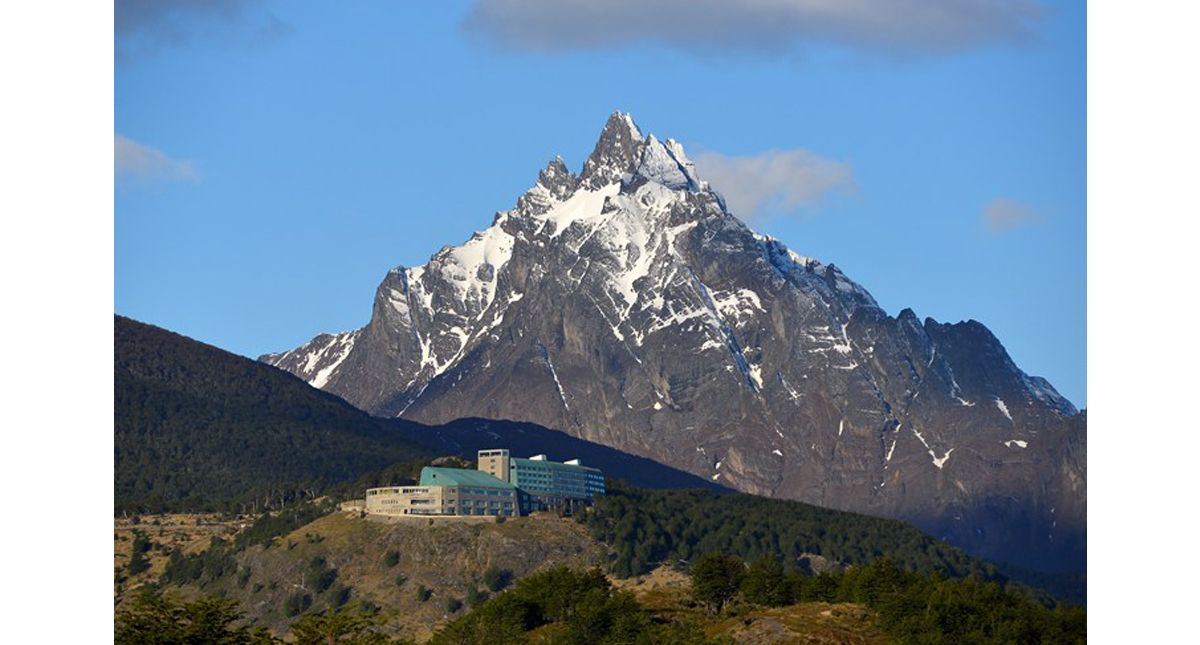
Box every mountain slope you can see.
[115,316,721,512]
[116,315,433,511]
[262,113,1085,572]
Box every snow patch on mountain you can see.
[995,398,1013,421]
[539,341,570,411]
[639,134,698,191]
[536,183,621,240]
[310,331,358,388]
[931,448,955,469]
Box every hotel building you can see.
[365,449,605,517]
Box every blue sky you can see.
[115,1,1085,407]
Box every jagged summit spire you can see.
[599,111,643,142]
[576,111,705,193]
[538,155,577,200]
[581,111,646,189]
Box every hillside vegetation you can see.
[150,509,607,641]
[120,498,1086,642]
[430,556,1084,644]
[116,316,722,514]
[582,483,1083,606]
[116,316,432,512]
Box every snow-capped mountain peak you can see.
[262,112,1084,572]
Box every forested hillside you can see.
[115,316,432,512]
[116,316,722,513]
[581,483,1084,606]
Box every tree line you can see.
[116,592,413,645]
[689,553,1086,643]
[580,481,993,580]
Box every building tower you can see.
[477,449,511,483]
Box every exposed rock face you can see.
[263,113,1085,572]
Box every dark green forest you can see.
[115,316,722,514]
[705,554,1085,644]
[580,483,1084,606]
[115,316,432,513]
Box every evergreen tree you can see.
[115,591,275,645]
[741,556,790,606]
[290,607,401,645]
[690,553,745,615]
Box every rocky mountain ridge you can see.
[263,113,1085,572]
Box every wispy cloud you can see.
[115,0,289,61]
[982,197,1040,234]
[463,0,1043,57]
[115,135,197,183]
[692,149,854,222]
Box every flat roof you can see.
[511,457,601,473]
[419,466,516,489]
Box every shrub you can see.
[329,584,352,608]
[428,567,677,645]
[127,549,150,576]
[416,585,432,602]
[466,588,489,607]
[383,550,401,568]
[445,598,463,614]
[284,592,312,617]
[482,566,513,592]
[131,531,152,554]
[305,557,337,594]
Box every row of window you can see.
[454,487,513,497]
[367,487,434,496]
[405,507,515,516]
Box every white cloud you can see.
[983,197,1040,234]
[692,149,854,222]
[464,0,1043,57]
[115,135,197,183]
